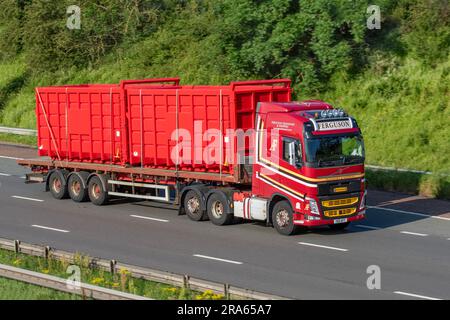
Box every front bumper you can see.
[293,210,366,226]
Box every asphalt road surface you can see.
[0,145,449,300]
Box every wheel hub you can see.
[91,183,101,199]
[71,181,81,196]
[276,209,290,228]
[187,197,200,213]
[53,178,61,193]
[211,201,224,219]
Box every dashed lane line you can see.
[193,254,243,265]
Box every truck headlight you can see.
[309,199,320,216]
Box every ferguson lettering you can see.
[317,120,352,131]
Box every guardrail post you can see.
[14,240,20,254]
[44,246,51,259]
[110,260,117,274]
[224,283,230,300]
[183,275,190,290]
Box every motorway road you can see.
[0,146,449,300]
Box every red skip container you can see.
[36,78,291,175]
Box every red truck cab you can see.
[233,100,366,235]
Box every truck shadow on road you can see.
[113,195,449,237]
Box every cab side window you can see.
[282,137,302,168]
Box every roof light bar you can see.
[319,109,347,119]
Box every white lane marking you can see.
[394,291,442,300]
[355,225,381,230]
[0,155,23,160]
[298,242,348,252]
[0,173,12,176]
[11,195,44,202]
[31,225,70,233]
[130,215,169,223]
[368,205,450,221]
[193,254,243,265]
[400,231,428,237]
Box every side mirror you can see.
[288,141,296,167]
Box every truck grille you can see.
[323,208,357,218]
[322,197,358,208]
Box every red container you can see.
[36,78,291,175]
[36,84,125,164]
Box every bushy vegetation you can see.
[0,0,449,175]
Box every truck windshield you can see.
[305,135,365,167]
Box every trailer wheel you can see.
[328,222,350,231]
[49,170,68,200]
[207,193,233,226]
[184,190,207,221]
[88,176,108,206]
[272,201,299,236]
[68,174,88,203]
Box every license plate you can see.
[334,218,348,224]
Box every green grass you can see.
[1,55,449,173]
[0,249,224,300]
[0,277,81,300]
[366,168,450,200]
[321,57,450,174]
[0,133,36,146]
[0,59,26,89]
[0,1,448,199]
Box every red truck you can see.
[18,77,366,235]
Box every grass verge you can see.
[0,133,36,146]
[0,277,81,300]
[0,249,224,300]
[366,168,450,200]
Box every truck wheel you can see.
[184,190,207,221]
[272,201,299,236]
[68,174,88,203]
[88,176,108,206]
[49,170,68,200]
[328,222,350,231]
[207,193,233,226]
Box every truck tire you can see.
[48,170,69,200]
[328,222,350,231]
[184,190,208,221]
[68,174,88,203]
[207,192,233,226]
[88,176,108,206]
[272,200,299,236]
